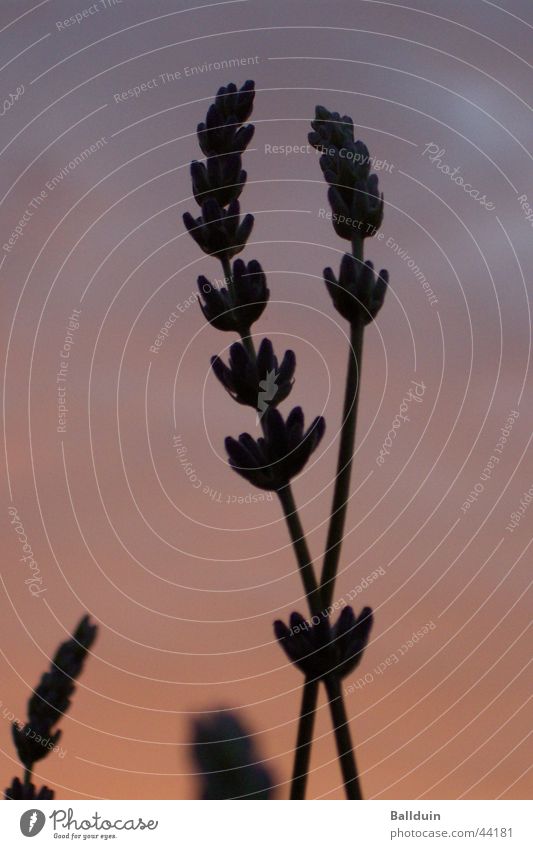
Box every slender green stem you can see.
[221,255,233,289]
[240,329,255,361]
[220,253,240,319]
[210,148,362,801]
[219,247,364,800]
[351,233,364,263]
[229,313,323,799]
[219,253,256,362]
[290,678,319,799]
[324,674,363,800]
[276,484,322,799]
[289,240,367,800]
[321,318,364,608]
[277,485,322,620]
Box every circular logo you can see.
[20,809,46,837]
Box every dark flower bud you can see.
[320,139,371,187]
[4,777,54,800]
[308,105,355,151]
[198,258,269,332]
[232,258,269,325]
[198,277,234,332]
[274,606,373,679]
[327,176,384,240]
[310,105,384,240]
[225,406,325,491]
[197,104,255,158]
[324,254,388,325]
[190,154,246,207]
[184,199,254,260]
[211,338,295,412]
[215,80,255,125]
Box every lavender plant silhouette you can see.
[185,82,388,799]
[4,615,97,800]
[3,82,388,803]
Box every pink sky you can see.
[0,0,531,799]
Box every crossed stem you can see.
[278,479,362,801]
[288,235,367,800]
[218,250,364,800]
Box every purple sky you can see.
[0,0,531,799]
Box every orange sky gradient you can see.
[0,0,531,800]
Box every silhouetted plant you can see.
[192,710,274,799]
[4,615,97,800]
[185,84,388,799]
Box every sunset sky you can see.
[0,0,531,800]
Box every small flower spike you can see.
[189,82,255,220]
[190,154,246,208]
[197,81,256,157]
[211,338,295,412]
[327,175,384,240]
[215,80,256,125]
[274,606,373,679]
[309,106,355,151]
[225,406,325,491]
[12,615,97,771]
[324,254,388,325]
[309,106,384,241]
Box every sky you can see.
[0,0,531,800]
